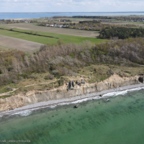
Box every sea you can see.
[0,12,144,19]
[0,88,144,144]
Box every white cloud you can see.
[0,0,144,12]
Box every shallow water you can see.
[0,90,144,144]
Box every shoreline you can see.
[0,83,143,117]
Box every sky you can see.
[0,0,144,12]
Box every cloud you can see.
[0,0,144,12]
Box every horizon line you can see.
[0,11,144,13]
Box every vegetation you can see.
[0,27,105,45]
[99,27,144,39]
[0,16,144,97]
[0,38,144,91]
[37,20,108,31]
[72,16,144,22]
[34,16,144,32]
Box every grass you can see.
[0,64,143,99]
[79,64,144,83]
[1,23,100,37]
[0,27,106,45]
[0,72,58,96]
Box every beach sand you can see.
[0,83,143,117]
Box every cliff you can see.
[0,74,140,111]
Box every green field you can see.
[0,27,105,45]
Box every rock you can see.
[73,105,78,108]
[99,94,102,97]
[138,77,143,83]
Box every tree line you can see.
[98,27,144,39]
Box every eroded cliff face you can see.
[0,74,139,111]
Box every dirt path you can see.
[0,35,43,52]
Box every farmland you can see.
[0,35,43,52]
[0,25,105,47]
[0,23,99,38]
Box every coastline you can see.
[1,12,144,20]
[0,83,143,118]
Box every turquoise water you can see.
[0,90,144,144]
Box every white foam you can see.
[50,105,57,109]
[115,90,128,96]
[2,85,143,117]
[71,98,89,104]
[103,86,144,98]
[93,97,100,100]
[54,86,144,105]
[127,87,143,92]
[103,92,116,97]
[59,102,70,106]
[14,110,32,116]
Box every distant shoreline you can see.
[0,83,143,118]
[0,12,144,19]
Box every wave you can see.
[50,105,57,109]
[103,87,144,97]
[71,98,89,104]
[36,86,144,107]
[14,110,32,116]
[71,86,144,104]
[2,85,144,118]
[103,90,128,97]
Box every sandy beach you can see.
[0,83,143,118]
